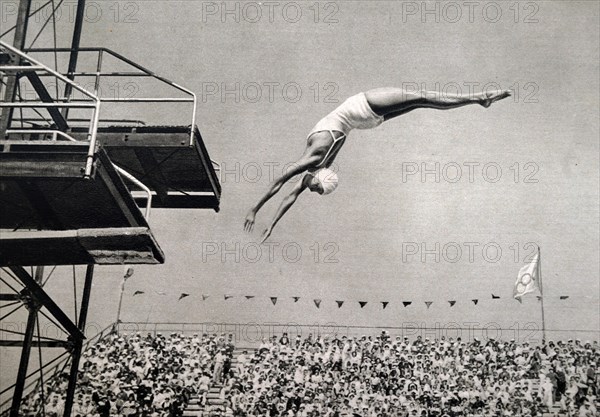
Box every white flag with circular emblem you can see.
[514,251,540,300]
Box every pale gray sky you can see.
[1,2,598,385]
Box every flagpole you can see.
[538,246,546,342]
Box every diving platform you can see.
[73,125,221,211]
[0,141,165,266]
[5,126,222,211]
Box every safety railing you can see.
[23,46,198,146]
[1,43,172,219]
[0,40,100,178]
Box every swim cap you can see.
[311,168,338,195]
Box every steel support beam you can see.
[62,264,93,417]
[61,0,86,120]
[0,294,20,301]
[8,266,84,340]
[0,0,32,137]
[23,71,69,131]
[0,340,69,348]
[9,266,42,417]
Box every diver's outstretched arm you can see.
[244,155,319,233]
[260,178,309,243]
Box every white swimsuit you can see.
[307,92,384,168]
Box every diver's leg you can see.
[365,87,510,121]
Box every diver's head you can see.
[307,168,338,195]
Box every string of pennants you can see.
[132,291,574,308]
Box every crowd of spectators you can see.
[13,331,599,417]
[18,331,234,417]
[211,333,599,417]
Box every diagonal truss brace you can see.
[7,266,85,341]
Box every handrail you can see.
[113,165,152,219]
[2,43,99,101]
[0,41,100,178]
[6,129,77,141]
[26,47,198,146]
[13,118,147,126]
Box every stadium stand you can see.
[13,331,598,416]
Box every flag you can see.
[224,295,233,300]
[359,301,367,308]
[313,299,321,308]
[270,297,277,305]
[133,290,144,296]
[514,250,540,300]
[472,299,479,305]
[402,301,412,307]
[491,294,500,299]
[245,295,255,300]
[178,293,189,301]
[336,300,344,308]
[559,296,569,300]
[448,301,456,307]
[292,297,300,302]
[425,301,433,309]
[201,294,209,301]
[381,302,389,309]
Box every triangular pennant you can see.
[402,301,412,307]
[516,297,522,304]
[178,293,189,301]
[270,297,278,305]
[425,301,433,309]
[133,290,144,296]
[292,297,300,302]
[381,301,389,309]
[472,299,479,305]
[245,295,255,300]
[559,296,569,300]
[201,294,209,301]
[448,300,456,307]
[313,299,321,308]
[536,296,542,301]
[224,295,233,300]
[491,294,500,299]
[336,300,344,308]
[359,301,367,308]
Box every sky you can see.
[1,0,599,396]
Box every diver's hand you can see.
[260,227,273,244]
[244,211,256,233]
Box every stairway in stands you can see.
[183,346,255,417]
